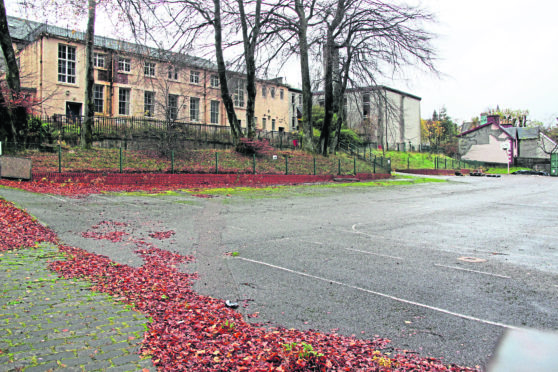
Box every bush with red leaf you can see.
[235,138,273,157]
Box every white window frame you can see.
[270,87,276,99]
[93,53,105,68]
[210,100,220,124]
[58,44,76,84]
[168,66,179,80]
[93,85,104,113]
[190,97,200,122]
[210,74,220,88]
[234,80,245,107]
[362,93,370,117]
[118,88,131,116]
[262,86,267,98]
[118,57,131,73]
[144,61,156,77]
[144,91,155,117]
[168,94,178,120]
[190,70,200,84]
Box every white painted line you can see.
[46,194,69,203]
[345,247,403,260]
[350,224,388,240]
[238,257,520,330]
[46,194,93,211]
[434,264,511,279]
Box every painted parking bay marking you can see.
[237,256,520,330]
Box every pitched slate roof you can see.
[503,127,540,140]
[7,16,216,70]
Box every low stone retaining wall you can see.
[32,172,391,188]
[395,169,471,176]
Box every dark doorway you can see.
[65,102,82,120]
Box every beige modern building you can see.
[6,16,291,132]
[315,86,422,150]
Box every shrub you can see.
[235,137,273,157]
[339,128,362,145]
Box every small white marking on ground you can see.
[345,247,403,260]
[46,194,68,203]
[94,195,141,208]
[349,224,387,240]
[299,240,323,245]
[238,257,520,330]
[47,194,94,210]
[434,264,511,279]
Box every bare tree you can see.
[0,0,27,144]
[265,0,318,151]
[117,0,280,142]
[316,0,436,155]
[82,0,96,149]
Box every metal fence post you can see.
[285,156,288,175]
[215,152,219,174]
[408,154,410,169]
[58,145,62,173]
[119,147,123,173]
[313,157,316,175]
[253,154,256,174]
[338,158,341,175]
[353,156,356,175]
[171,150,175,174]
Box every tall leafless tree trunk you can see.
[331,43,351,152]
[237,0,262,139]
[82,0,96,149]
[318,0,345,156]
[0,0,27,144]
[294,0,314,152]
[213,0,242,141]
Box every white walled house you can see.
[315,86,422,150]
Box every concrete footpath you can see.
[0,244,154,372]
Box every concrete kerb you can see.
[0,244,155,371]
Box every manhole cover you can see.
[458,256,487,263]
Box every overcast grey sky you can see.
[400,0,558,126]
[6,0,558,126]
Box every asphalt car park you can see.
[1,174,557,369]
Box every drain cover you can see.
[458,256,487,263]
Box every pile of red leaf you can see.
[50,221,478,371]
[81,220,130,242]
[0,198,58,251]
[1,195,479,371]
[148,230,176,240]
[0,178,176,197]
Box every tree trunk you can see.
[318,0,345,156]
[0,0,26,144]
[319,30,334,156]
[331,46,351,152]
[213,0,242,142]
[237,0,262,139]
[294,0,314,152]
[82,0,96,149]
